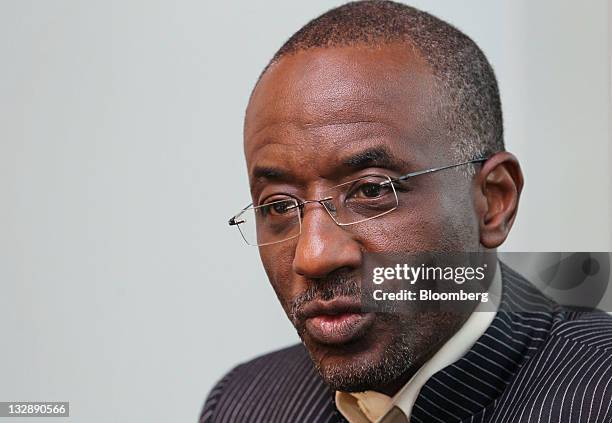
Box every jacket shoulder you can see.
[551,308,612,351]
[200,343,337,423]
[497,311,612,422]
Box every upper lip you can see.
[300,297,363,319]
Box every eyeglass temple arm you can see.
[228,203,254,226]
[387,157,488,184]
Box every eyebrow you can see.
[341,146,407,170]
[252,166,286,180]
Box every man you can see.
[201,1,612,422]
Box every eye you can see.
[347,177,394,200]
[358,182,384,198]
[258,198,298,217]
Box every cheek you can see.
[259,243,301,312]
[437,181,480,248]
[355,187,475,252]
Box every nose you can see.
[292,202,362,279]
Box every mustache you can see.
[289,271,361,324]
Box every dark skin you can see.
[244,43,523,395]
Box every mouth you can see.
[300,297,375,346]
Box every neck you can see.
[376,309,474,397]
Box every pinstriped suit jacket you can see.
[201,263,612,422]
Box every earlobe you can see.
[477,152,524,248]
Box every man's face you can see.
[244,44,481,393]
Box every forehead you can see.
[244,44,443,182]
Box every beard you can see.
[287,270,424,392]
[313,313,419,392]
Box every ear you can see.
[473,152,524,248]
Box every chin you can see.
[302,328,415,392]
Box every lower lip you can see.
[305,312,375,345]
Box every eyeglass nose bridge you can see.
[295,196,340,224]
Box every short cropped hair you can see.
[260,0,504,167]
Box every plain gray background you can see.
[1,1,610,422]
